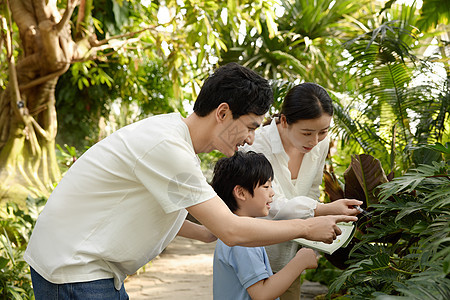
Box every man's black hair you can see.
[211,151,274,212]
[193,63,273,119]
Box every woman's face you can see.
[283,114,332,153]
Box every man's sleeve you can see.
[133,139,216,213]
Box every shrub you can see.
[0,196,45,300]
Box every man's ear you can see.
[215,102,231,122]
[232,185,246,202]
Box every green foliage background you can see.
[0,0,449,299]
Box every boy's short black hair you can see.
[211,151,274,212]
[193,63,273,119]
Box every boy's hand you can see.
[302,215,357,243]
[296,248,318,270]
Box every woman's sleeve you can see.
[268,181,317,220]
[307,137,330,200]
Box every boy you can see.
[25,63,355,299]
[211,151,318,300]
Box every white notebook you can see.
[293,222,356,255]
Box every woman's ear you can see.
[215,103,231,122]
[232,185,247,202]
[280,114,288,128]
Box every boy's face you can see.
[216,113,264,157]
[241,180,274,218]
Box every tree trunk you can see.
[0,0,79,199]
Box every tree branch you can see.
[29,116,51,141]
[55,0,79,33]
[93,26,156,47]
[75,0,86,35]
[19,64,70,91]
[8,0,37,34]
[3,2,25,123]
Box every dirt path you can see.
[124,236,328,299]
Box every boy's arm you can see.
[246,248,318,300]
[177,219,217,243]
[186,196,357,247]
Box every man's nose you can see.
[245,131,255,145]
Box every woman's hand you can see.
[314,199,363,217]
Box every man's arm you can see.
[177,219,217,243]
[186,196,358,247]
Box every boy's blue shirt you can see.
[213,239,279,300]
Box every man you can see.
[25,63,356,299]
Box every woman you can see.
[243,82,361,300]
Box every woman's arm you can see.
[177,219,217,243]
[314,199,363,216]
[246,248,318,300]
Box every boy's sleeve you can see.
[134,139,216,213]
[228,246,271,289]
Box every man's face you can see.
[216,113,264,157]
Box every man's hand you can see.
[315,199,363,216]
[302,215,357,244]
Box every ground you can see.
[124,236,329,299]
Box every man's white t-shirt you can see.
[24,113,217,290]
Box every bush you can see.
[0,196,46,300]
[327,143,450,299]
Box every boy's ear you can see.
[215,102,231,122]
[232,185,246,202]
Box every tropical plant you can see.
[331,1,450,176]
[324,143,450,298]
[220,0,368,89]
[0,196,46,300]
[0,0,279,201]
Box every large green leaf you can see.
[323,170,345,201]
[344,154,388,205]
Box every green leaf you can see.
[324,170,345,201]
[345,154,388,205]
[0,257,9,269]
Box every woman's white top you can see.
[242,118,329,271]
